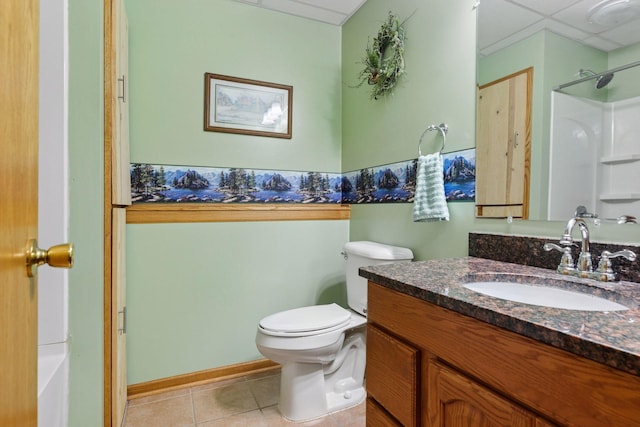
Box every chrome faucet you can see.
[544,215,636,282]
[559,217,592,273]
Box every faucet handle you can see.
[543,243,575,274]
[595,250,636,281]
[602,249,637,262]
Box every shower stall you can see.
[548,61,640,222]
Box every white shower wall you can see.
[549,92,640,221]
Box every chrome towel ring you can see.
[418,123,448,156]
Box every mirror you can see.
[476,0,640,221]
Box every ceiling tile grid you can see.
[231,0,640,55]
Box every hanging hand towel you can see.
[413,153,450,222]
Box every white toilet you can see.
[255,241,413,421]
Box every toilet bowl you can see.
[255,241,413,421]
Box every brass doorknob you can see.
[26,239,74,278]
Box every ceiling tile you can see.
[479,20,546,56]
[601,19,640,46]
[552,0,613,33]
[511,0,582,16]
[581,35,624,51]
[261,0,347,25]
[478,0,543,49]
[297,0,366,15]
[544,18,590,41]
[232,0,640,53]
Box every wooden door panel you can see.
[366,398,403,427]
[367,324,419,427]
[112,0,131,206]
[428,360,535,427]
[112,208,127,426]
[476,67,532,218]
[506,72,528,204]
[476,79,511,205]
[0,0,39,425]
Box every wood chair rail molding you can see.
[126,203,351,224]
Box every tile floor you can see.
[123,370,366,427]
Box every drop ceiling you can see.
[232,0,640,56]
[479,0,640,56]
[231,0,367,26]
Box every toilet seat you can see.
[259,304,352,337]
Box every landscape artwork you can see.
[204,73,292,138]
[341,160,417,204]
[442,148,476,201]
[130,149,475,205]
[341,149,476,204]
[130,164,342,204]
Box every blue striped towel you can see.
[412,153,450,222]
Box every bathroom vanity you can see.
[360,257,640,426]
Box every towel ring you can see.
[418,123,448,156]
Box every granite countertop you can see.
[360,257,640,377]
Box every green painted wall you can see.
[68,0,104,425]
[608,42,640,101]
[343,1,640,262]
[342,0,478,260]
[124,0,347,384]
[126,0,342,172]
[126,221,349,383]
[65,0,640,423]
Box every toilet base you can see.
[325,386,365,414]
[278,363,365,422]
[277,330,366,422]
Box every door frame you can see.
[103,0,118,425]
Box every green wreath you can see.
[356,12,406,100]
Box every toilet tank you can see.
[343,241,413,316]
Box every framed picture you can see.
[204,73,292,139]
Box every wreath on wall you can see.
[356,12,406,100]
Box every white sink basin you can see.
[464,281,628,311]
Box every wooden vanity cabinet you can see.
[366,281,640,426]
[367,324,419,426]
[429,359,551,427]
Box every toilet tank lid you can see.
[259,303,351,333]
[343,241,413,260]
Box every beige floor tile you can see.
[123,371,363,427]
[249,374,280,408]
[261,405,337,427]
[124,395,194,427]
[192,382,259,423]
[196,409,268,427]
[329,400,366,427]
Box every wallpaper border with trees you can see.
[130,148,475,205]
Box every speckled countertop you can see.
[360,257,640,377]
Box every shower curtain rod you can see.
[553,60,640,91]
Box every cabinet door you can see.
[366,397,403,427]
[112,208,127,427]
[428,359,536,427]
[476,68,531,219]
[112,0,131,205]
[367,324,419,427]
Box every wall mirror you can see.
[476,0,640,222]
